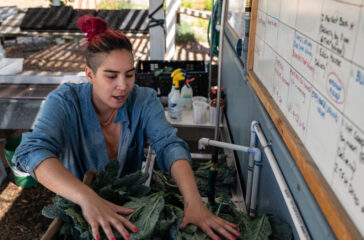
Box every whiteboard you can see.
[250,0,364,236]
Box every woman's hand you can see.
[180,197,241,240]
[170,159,241,240]
[78,191,138,240]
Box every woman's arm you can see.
[170,159,242,240]
[35,157,138,240]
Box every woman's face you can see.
[86,49,135,113]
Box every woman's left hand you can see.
[179,197,242,240]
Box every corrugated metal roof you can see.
[0,7,149,38]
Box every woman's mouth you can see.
[112,95,126,103]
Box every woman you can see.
[14,16,241,240]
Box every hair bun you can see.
[77,15,109,42]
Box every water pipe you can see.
[198,137,262,216]
[208,0,215,99]
[251,121,311,240]
[245,124,257,213]
[206,0,228,208]
[214,0,228,141]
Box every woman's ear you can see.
[85,65,95,84]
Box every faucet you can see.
[198,138,261,162]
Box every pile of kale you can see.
[42,159,292,240]
[151,154,236,198]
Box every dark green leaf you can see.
[92,160,120,190]
[128,192,165,240]
[168,205,184,239]
[112,171,149,189]
[96,184,120,203]
[240,214,272,240]
[268,215,292,240]
[128,184,151,197]
[53,195,76,210]
[42,205,66,220]
[64,208,88,229]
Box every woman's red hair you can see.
[77,15,133,71]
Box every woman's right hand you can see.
[79,192,139,240]
[33,158,137,240]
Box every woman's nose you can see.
[116,76,127,90]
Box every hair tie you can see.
[77,15,108,42]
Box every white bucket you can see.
[209,106,223,125]
[192,96,208,104]
[193,101,209,124]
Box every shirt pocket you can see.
[126,138,138,159]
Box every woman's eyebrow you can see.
[103,67,135,74]
[103,70,119,73]
[126,67,136,73]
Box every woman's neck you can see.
[92,94,116,124]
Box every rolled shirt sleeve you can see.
[142,90,191,173]
[13,93,68,179]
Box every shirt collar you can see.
[86,83,129,126]
[114,103,129,124]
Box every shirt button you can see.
[26,166,30,171]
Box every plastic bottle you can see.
[181,77,194,110]
[167,83,175,112]
[168,70,184,121]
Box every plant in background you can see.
[180,0,193,9]
[97,0,135,10]
[176,20,196,44]
[206,0,214,11]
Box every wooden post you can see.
[165,0,180,60]
[149,0,165,60]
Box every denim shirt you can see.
[14,83,191,180]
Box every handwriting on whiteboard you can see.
[326,72,345,104]
[287,69,312,135]
[273,56,290,111]
[334,119,364,218]
[319,13,352,56]
[355,69,364,86]
[293,34,314,71]
[292,33,315,82]
[311,90,339,123]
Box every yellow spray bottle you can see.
[168,69,185,121]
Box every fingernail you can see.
[125,234,130,239]
[234,223,238,227]
[216,238,221,240]
[133,227,139,232]
[111,238,116,240]
[231,236,236,240]
[237,231,242,236]
[95,235,100,240]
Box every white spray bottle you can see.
[181,77,194,110]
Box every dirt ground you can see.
[0,168,55,240]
